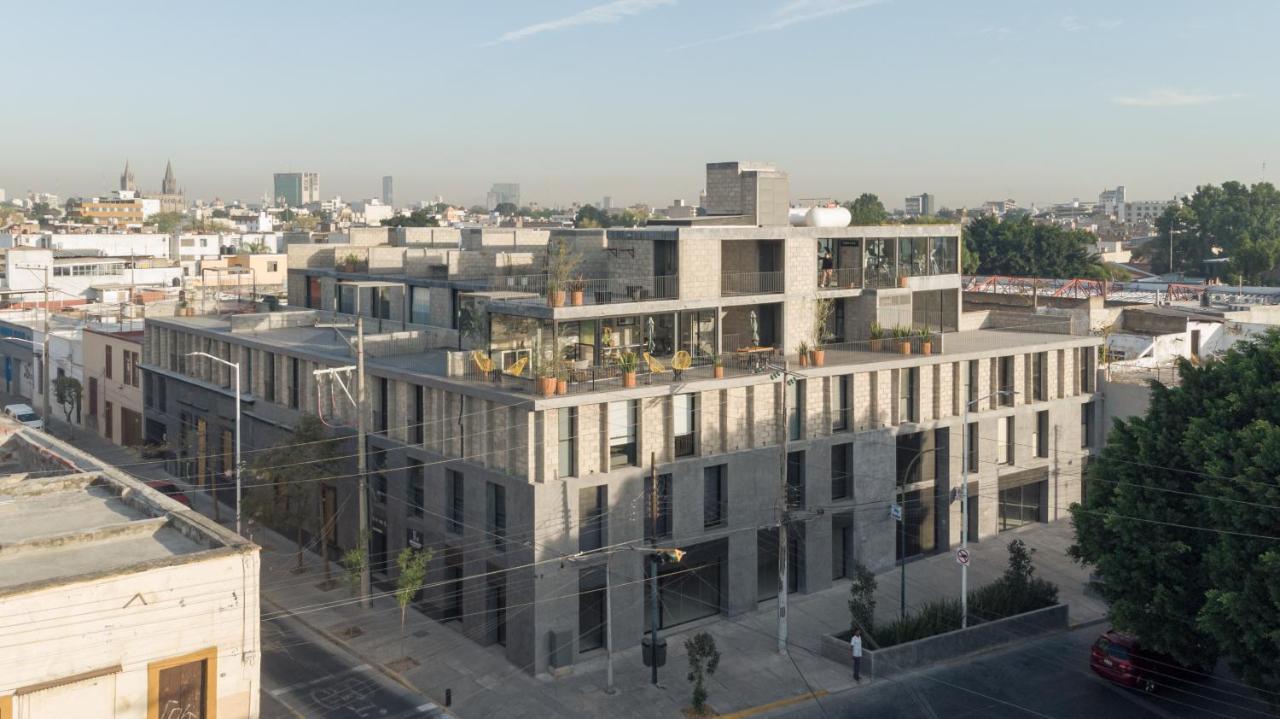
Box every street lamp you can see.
[959,388,1017,627]
[187,351,242,535]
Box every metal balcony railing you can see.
[482,273,678,305]
[816,267,863,289]
[721,271,784,296]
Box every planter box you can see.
[820,604,1068,679]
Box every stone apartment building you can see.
[141,166,1102,677]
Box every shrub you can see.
[879,598,964,647]
[848,561,877,642]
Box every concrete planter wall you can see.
[820,604,1069,679]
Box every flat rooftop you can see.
[0,421,255,596]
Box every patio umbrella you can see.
[646,316,656,353]
[749,310,759,347]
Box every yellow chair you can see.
[471,351,494,380]
[643,352,666,384]
[672,350,691,379]
[504,356,528,378]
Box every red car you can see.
[146,480,192,508]
[1089,630,1206,693]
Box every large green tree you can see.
[382,208,439,227]
[1070,332,1280,700]
[843,193,887,225]
[1149,181,1280,282]
[145,211,187,233]
[964,215,1105,278]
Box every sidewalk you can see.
[46,414,1104,718]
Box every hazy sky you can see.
[3,0,1276,210]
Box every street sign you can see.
[956,548,970,565]
[891,503,902,521]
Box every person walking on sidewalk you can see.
[850,628,863,682]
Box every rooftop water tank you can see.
[805,205,852,228]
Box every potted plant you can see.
[894,326,912,355]
[812,297,834,367]
[568,274,586,306]
[897,271,909,288]
[918,327,933,356]
[712,354,724,379]
[797,341,810,367]
[556,367,568,395]
[532,348,557,396]
[546,238,580,308]
[869,322,884,352]
[618,351,638,388]
[339,252,362,272]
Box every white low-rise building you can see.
[0,420,260,718]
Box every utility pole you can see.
[356,317,371,608]
[776,359,789,655]
[648,452,660,686]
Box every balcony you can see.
[480,273,678,306]
[817,267,863,290]
[721,271,783,296]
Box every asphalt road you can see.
[261,611,443,719]
[780,624,1276,719]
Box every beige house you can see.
[194,254,287,291]
[82,327,145,447]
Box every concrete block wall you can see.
[679,237,721,300]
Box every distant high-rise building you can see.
[273,172,320,207]
[602,196,612,210]
[382,176,394,207]
[119,160,136,192]
[486,182,520,211]
[904,193,935,217]
[1098,186,1127,220]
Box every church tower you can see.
[120,160,136,192]
[161,160,178,195]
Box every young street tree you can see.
[1070,332,1280,699]
[394,546,432,656]
[684,632,721,716]
[244,414,340,573]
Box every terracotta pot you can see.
[811,350,825,367]
[899,341,911,355]
[571,290,584,306]
[623,371,637,388]
[548,290,565,308]
[798,354,809,368]
[556,378,568,395]
[921,341,932,356]
[540,377,556,396]
[898,276,909,288]
[870,339,883,352]
[713,366,724,379]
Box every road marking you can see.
[719,690,830,719]
[266,663,371,697]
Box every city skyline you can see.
[3,0,1276,207]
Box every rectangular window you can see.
[833,375,849,431]
[831,443,852,500]
[967,422,979,473]
[1079,348,1095,393]
[1035,410,1049,458]
[1081,402,1095,448]
[413,385,424,445]
[377,377,388,434]
[123,349,133,387]
[786,450,805,509]
[704,464,726,527]
[579,485,606,551]
[673,393,696,457]
[406,461,424,517]
[288,356,300,409]
[900,367,919,423]
[1032,352,1047,402]
[410,286,431,324]
[487,483,506,550]
[578,566,607,654]
[447,469,463,534]
[787,379,804,441]
[105,345,113,379]
[998,416,1015,465]
[998,356,1014,404]
[644,473,673,541]
[608,400,637,469]
[558,408,577,477]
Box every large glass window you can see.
[999,479,1046,531]
[786,450,805,509]
[410,286,431,324]
[703,465,726,528]
[608,400,637,468]
[447,469,463,534]
[558,408,577,477]
[487,483,506,550]
[931,236,958,274]
[578,567,607,653]
[406,461,424,517]
[579,485,606,551]
[831,442,851,500]
[674,394,696,457]
[864,238,894,287]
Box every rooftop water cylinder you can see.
[805,205,852,228]
[788,207,811,227]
